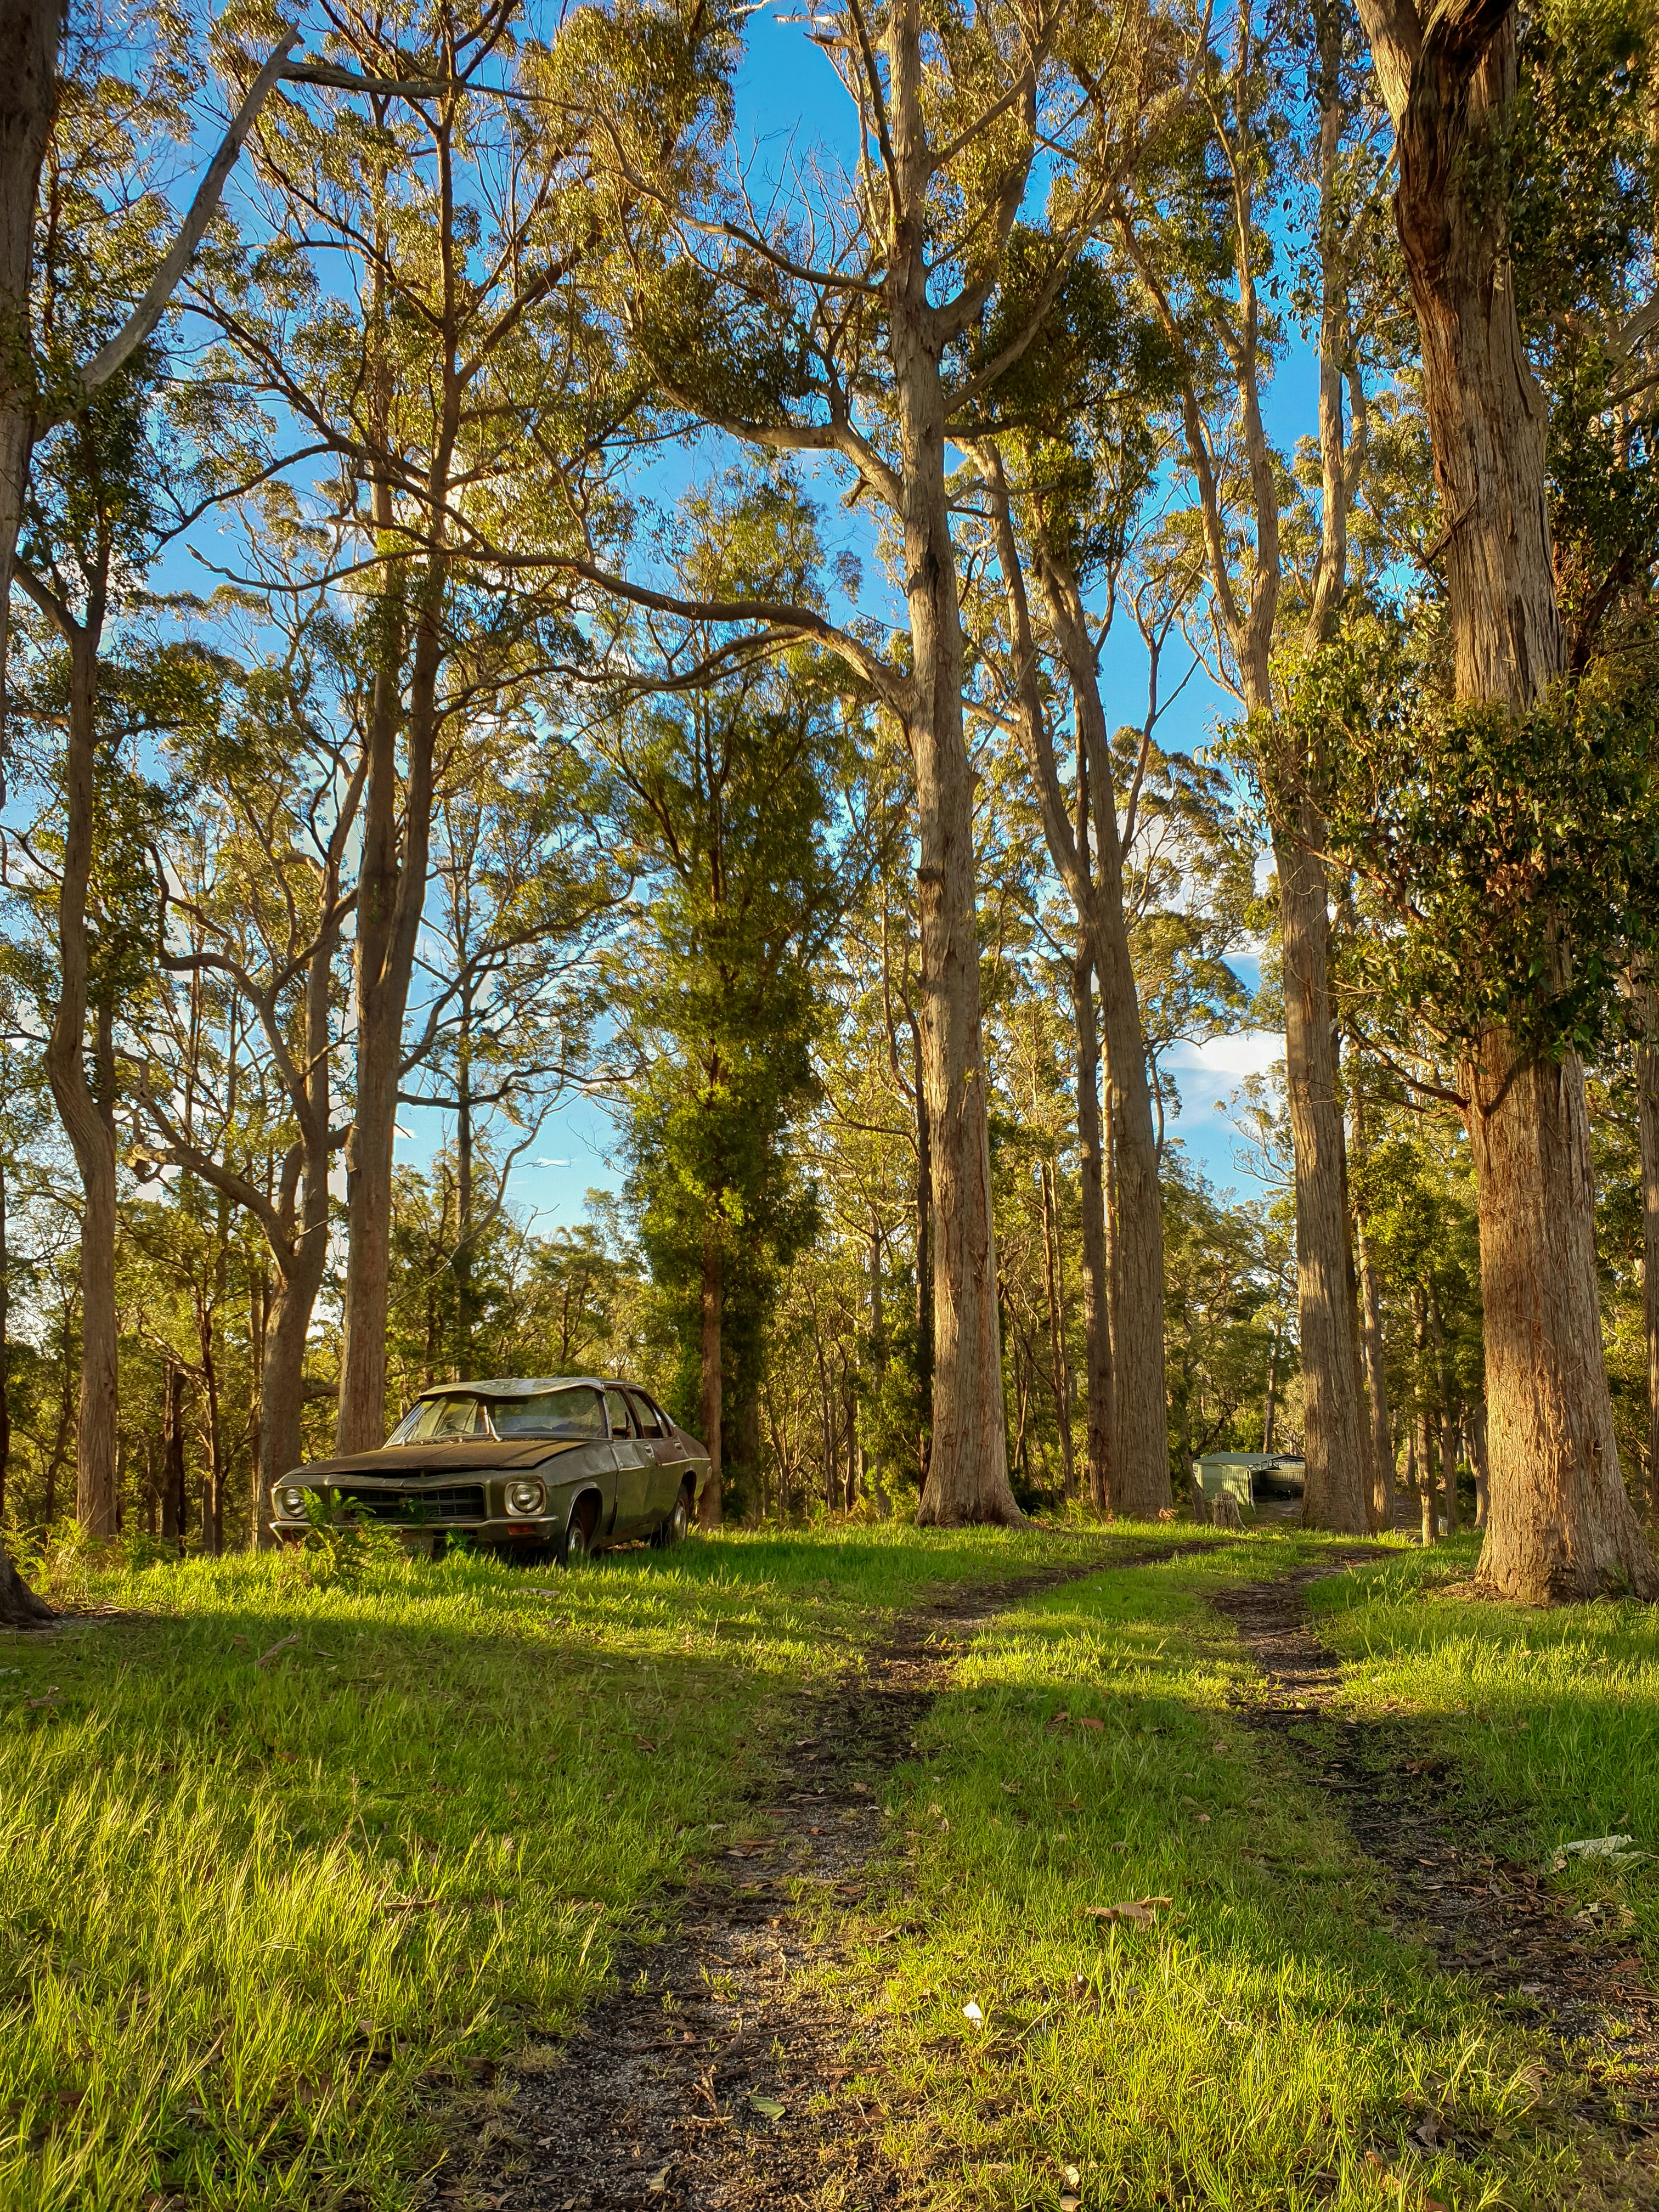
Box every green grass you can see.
[10,1520,1657,2210]
[815,1530,1649,2211]
[1311,1538,1659,1956]
[0,1521,1137,2211]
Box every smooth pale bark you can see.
[1073,942,1115,1517]
[337,484,448,1452]
[1356,0,1657,1600]
[1121,19,1364,1532]
[885,10,1015,1530]
[1038,562,1169,1519]
[980,458,1167,1516]
[698,1229,723,1528]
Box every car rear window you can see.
[488,1387,605,1439]
[626,1390,664,1436]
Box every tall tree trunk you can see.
[907,998,934,1490]
[1470,1400,1491,1530]
[1034,552,1169,1517]
[1413,1285,1437,1544]
[453,979,477,1372]
[43,623,119,1538]
[0,0,58,766]
[1262,1322,1279,1454]
[160,1358,186,1549]
[337,339,453,1452]
[1073,944,1114,1516]
[1356,0,1658,1602]
[698,1227,723,1528]
[1038,1160,1075,1499]
[1279,825,1369,1535]
[0,1159,10,1522]
[1464,1040,1655,1595]
[1637,1022,1659,1522]
[1419,1415,1438,1545]
[1351,1092,1395,1532]
[979,458,1165,1518]
[891,36,1015,1529]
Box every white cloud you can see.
[1163,1030,1284,1079]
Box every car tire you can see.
[651,1483,693,1550]
[558,1501,597,1568]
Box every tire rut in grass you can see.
[1214,1564,1659,2163]
[455,1545,1203,2212]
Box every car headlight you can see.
[504,1478,546,1515]
[274,1484,308,1517]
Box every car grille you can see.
[335,1485,488,1524]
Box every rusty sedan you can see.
[269,1376,710,1561]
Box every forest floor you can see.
[5,1523,1659,2210]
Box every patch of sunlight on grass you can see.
[1312,1543,1659,1970]
[822,1534,1585,2211]
[0,1520,1144,2210]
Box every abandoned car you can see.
[268,1377,710,1560]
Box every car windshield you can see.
[387,1395,489,1444]
[487,1387,606,1440]
[387,1384,607,1445]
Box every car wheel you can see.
[652,1483,693,1549]
[558,1501,597,1568]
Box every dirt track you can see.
[1213,1566,1659,2180]
[443,1548,1203,2211]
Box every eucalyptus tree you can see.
[1106,0,1384,1532]
[1335,0,1659,1599]
[194,0,639,1455]
[585,0,1189,1524]
[131,588,362,1537]
[399,706,622,1375]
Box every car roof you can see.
[419,1376,654,1400]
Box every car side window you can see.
[603,1388,634,1438]
[625,1389,662,1437]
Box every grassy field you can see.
[0,1520,1136,2211]
[1311,1539,1659,1959]
[809,1531,1658,2211]
[5,1521,1657,2210]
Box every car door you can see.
[625,1389,682,1524]
[606,1387,651,1534]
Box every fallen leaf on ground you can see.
[962,2001,984,2026]
[256,1634,301,1668]
[1082,1897,1171,1927]
[1076,1716,1105,1733]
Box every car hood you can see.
[290,1439,585,1481]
